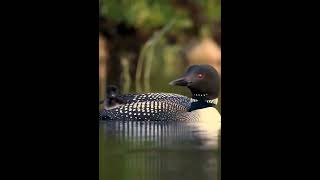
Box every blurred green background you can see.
[99,0,221,101]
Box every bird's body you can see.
[99,64,220,123]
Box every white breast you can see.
[188,107,221,147]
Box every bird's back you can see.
[99,93,192,121]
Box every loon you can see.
[99,85,124,109]
[99,64,220,123]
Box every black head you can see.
[169,64,220,100]
[106,85,119,98]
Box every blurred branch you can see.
[135,18,176,92]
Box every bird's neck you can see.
[188,98,218,112]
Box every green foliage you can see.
[204,0,221,21]
[100,0,220,31]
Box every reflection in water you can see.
[100,121,220,180]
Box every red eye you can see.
[197,73,204,79]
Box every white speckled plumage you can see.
[99,93,220,122]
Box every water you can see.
[100,121,220,180]
[99,65,221,180]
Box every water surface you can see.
[100,119,220,180]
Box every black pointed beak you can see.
[169,77,190,86]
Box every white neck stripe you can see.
[190,98,219,105]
